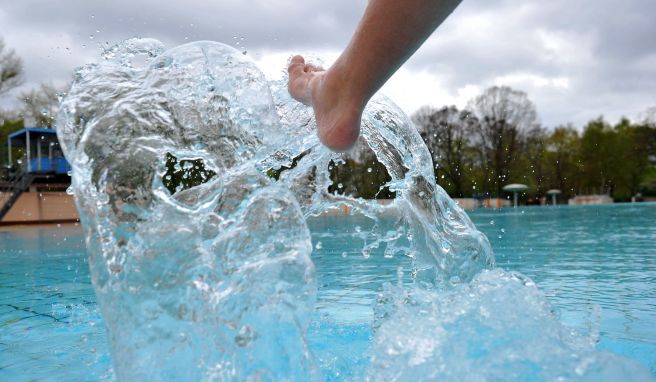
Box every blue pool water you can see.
[1,203,655,380]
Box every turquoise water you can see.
[1,203,654,380]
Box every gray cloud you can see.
[0,0,654,127]
[405,0,656,125]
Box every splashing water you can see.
[56,39,651,381]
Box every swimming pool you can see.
[1,203,654,380]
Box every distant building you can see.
[1,128,76,224]
[6,127,71,175]
[568,194,614,205]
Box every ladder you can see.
[0,169,35,220]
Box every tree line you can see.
[0,38,67,175]
[412,87,656,202]
[2,37,655,202]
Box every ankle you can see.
[324,61,369,111]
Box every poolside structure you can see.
[502,183,528,208]
[568,194,614,205]
[1,127,74,223]
[546,189,562,205]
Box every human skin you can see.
[287,0,463,151]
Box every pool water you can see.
[1,203,655,380]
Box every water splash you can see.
[56,39,650,381]
[369,268,651,381]
[58,39,319,381]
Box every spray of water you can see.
[56,39,651,381]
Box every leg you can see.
[288,0,463,151]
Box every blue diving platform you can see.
[7,127,71,174]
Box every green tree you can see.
[0,116,25,176]
[161,153,216,194]
[328,143,394,199]
[612,118,653,200]
[545,125,580,199]
[519,126,549,198]
[578,117,618,195]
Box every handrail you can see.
[0,167,35,220]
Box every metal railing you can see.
[0,166,35,220]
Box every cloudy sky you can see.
[0,0,654,128]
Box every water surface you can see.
[1,203,654,379]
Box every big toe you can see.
[288,55,306,76]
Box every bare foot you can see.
[287,55,363,152]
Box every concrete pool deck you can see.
[0,191,78,226]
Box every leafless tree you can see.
[0,38,23,97]
[638,106,656,127]
[19,83,63,127]
[413,105,477,197]
[466,86,538,197]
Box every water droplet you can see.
[315,241,323,250]
[66,186,75,195]
[234,325,255,347]
[367,167,372,173]
[441,241,451,254]
[489,220,495,225]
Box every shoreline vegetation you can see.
[1,38,655,204]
